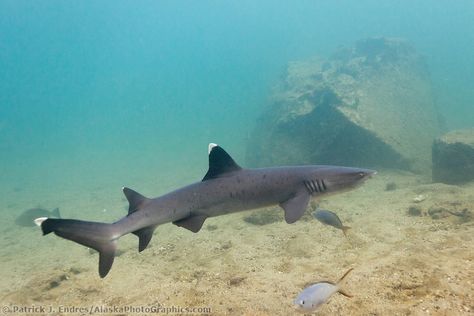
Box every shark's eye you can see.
[358,172,365,178]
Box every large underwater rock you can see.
[247,38,442,173]
[432,129,474,184]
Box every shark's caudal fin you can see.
[36,218,119,278]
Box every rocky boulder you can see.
[432,129,474,184]
[247,38,442,173]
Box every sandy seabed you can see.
[1,170,473,315]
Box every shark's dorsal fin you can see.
[122,187,150,214]
[202,143,242,181]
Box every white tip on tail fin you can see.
[208,143,218,154]
[34,217,48,226]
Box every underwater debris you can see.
[413,195,426,203]
[427,207,450,220]
[385,182,397,191]
[206,224,218,231]
[446,209,473,222]
[407,206,422,216]
[48,280,60,289]
[69,267,82,275]
[191,270,206,281]
[408,199,473,222]
[219,241,233,250]
[45,268,82,291]
[228,276,246,286]
[447,208,469,217]
[432,128,474,184]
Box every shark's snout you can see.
[320,167,376,193]
[362,169,377,179]
[355,168,377,183]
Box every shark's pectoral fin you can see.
[132,225,157,252]
[279,192,310,224]
[173,215,208,233]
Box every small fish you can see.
[15,208,60,227]
[312,209,351,236]
[294,268,353,313]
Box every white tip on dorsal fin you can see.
[208,143,218,154]
[34,217,48,226]
[202,144,242,181]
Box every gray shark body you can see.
[38,144,375,277]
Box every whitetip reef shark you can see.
[35,144,376,278]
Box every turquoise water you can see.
[1,1,473,314]
[1,1,473,190]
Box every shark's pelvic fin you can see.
[202,144,242,181]
[123,187,150,214]
[279,191,310,224]
[173,214,208,233]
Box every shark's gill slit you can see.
[316,179,322,192]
